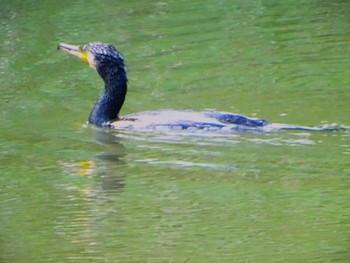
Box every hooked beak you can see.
[57,42,96,69]
[57,43,84,58]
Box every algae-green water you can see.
[1,0,350,262]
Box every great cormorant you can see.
[57,42,341,132]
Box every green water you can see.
[1,0,350,262]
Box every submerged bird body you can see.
[109,109,267,131]
[58,42,341,132]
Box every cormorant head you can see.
[58,42,126,81]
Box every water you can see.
[1,0,350,262]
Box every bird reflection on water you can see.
[60,129,127,193]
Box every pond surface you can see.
[1,0,350,262]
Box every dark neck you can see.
[88,64,127,126]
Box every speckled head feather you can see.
[58,42,127,80]
[82,43,124,67]
[81,42,127,82]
